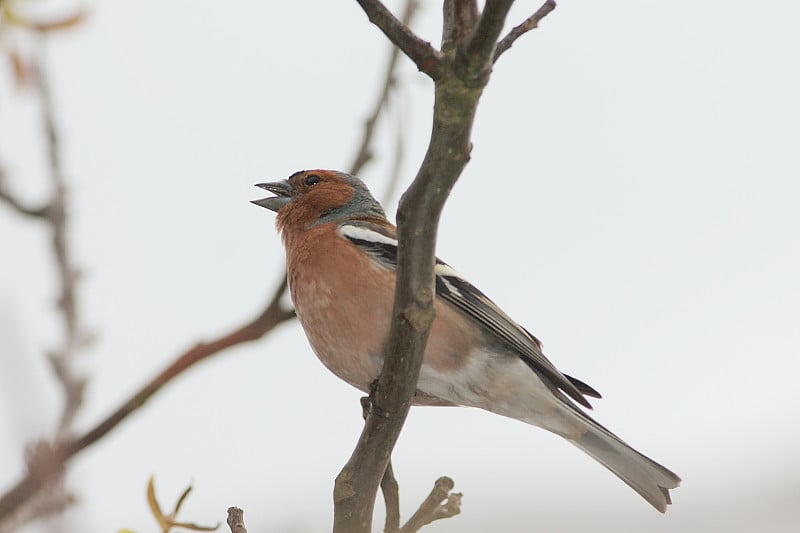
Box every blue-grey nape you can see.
[317,172,386,224]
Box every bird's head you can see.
[252,169,386,233]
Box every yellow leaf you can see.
[146,475,169,533]
[2,4,87,32]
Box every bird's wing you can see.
[338,221,599,408]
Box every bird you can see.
[252,169,681,512]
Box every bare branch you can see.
[28,37,90,439]
[334,0,551,529]
[226,507,247,533]
[380,462,401,533]
[350,0,419,175]
[495,0,557,61]
[400,477,461,533]
[355,0,442,79]
[455,0,515,86]
[0,170,48,217]
[442,0,478,52]
[0,444,74,532]
[0,279,295,521]
[359,396,401,533]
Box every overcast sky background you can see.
[1,1,799,532]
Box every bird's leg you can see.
[361,378,386,419]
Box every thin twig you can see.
[355,0,442,79]
[31,36,89,439]
[0,169,48,217]
[494,0,557,61]
[400,477,461,533]
[0,279,295,522]
[380,461,401,533]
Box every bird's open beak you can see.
[251,180,294,212]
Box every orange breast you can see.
[286,222,478,399]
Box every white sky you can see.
[1,1,799,532]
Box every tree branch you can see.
[380,461,401,533]
[226,507,247,533]
[0,169,48,217]
[494,0,557,61]
[359,396,402,533]
[29,37,91,440]
[0,280,295,522]
[442,0,478,53]
[455,0,514,86]
[355,0,442,79]
[334,1,544,531]
[400,477,461,533]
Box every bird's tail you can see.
[567,410,681,513]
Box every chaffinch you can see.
[253,169,680,512]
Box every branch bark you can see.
[355,0,442,79]
[494,0,557,61]
[226,507,248,533]
[334,1,548,531]
[0,169,48,217]
[454,0,514,86]
[399,477,461,533]
[442,0,478,52]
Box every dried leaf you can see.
[146,475,170,533]
[145,476,219,533]
[2,4,87,32]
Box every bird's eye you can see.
[305,174,321,186]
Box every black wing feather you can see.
[339,221,599,408]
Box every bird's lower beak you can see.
[252,180,294,212]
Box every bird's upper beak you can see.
[251,180,294,212]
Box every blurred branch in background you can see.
[0,1,90,528]
[0,0,417,529]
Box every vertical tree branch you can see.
[442,0,478,52]
[454,0,514,86]
[34,33,89,440]
[334,0,546,530]
[380,462,401,533]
